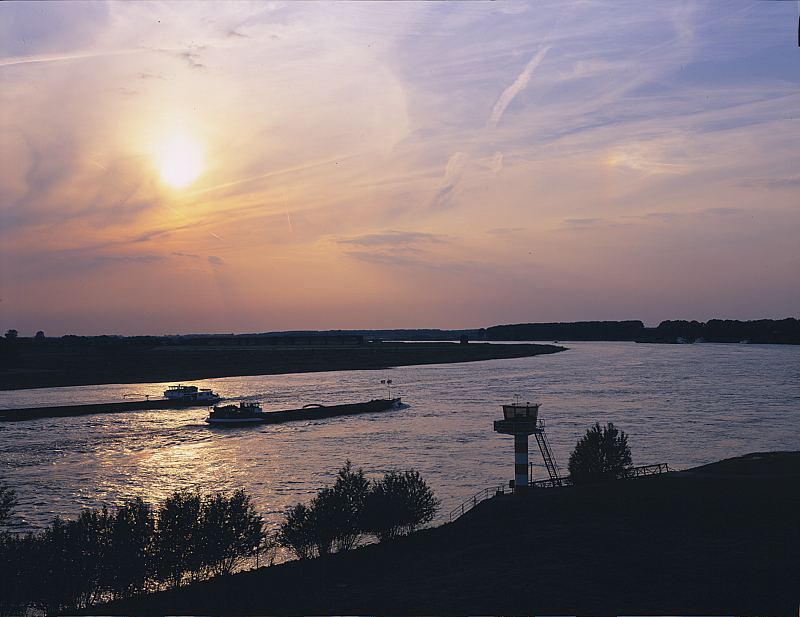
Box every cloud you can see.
[94,253,165,265]
[563,218,604,227]
[175,45,206,69]
[487,45,550,129]
[487,227,525,236]
[344,250,471,273]
[337,230,445,246]
[740,176,800,190]
[431,152,466,208]
[208,255,225,266]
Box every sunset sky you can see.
[1,1,798,335]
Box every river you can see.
[1,341,798,533]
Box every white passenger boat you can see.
[163,384,220,402]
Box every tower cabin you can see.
[493,402,540,435]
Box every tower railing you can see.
[529,462,672,485]
[448,484,509,522]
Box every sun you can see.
[156,134,204,188]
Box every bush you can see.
[279,462,439,557]
[0,484,16,530]
[277,502,315,560]
[278,461,369,559]
[154,490,203,587]
[326,460,370,552]
[34,510,114,612]
[362,470,440,542]
[567,422,632,484]
[106,497,156,597]
[200,490,264,576]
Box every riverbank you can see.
[99,451,799,615]
[0,341,564,390]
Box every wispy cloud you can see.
[337,230,445,246]
[487,45,551,129]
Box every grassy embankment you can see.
[0,341,564,390]
[100,451,799,615]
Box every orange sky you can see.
[1,2,798,335]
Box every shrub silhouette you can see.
[34,510,114,612]
[279,462,439,557]
[200,490,264,575]
[567,422,632,484]
[362,469,440,542]
[0,483,16,526]
[155,490,203,587]
[278,502,315,560]
[278,461,369,559]
[106,497,156,597]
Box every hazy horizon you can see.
[2,1,798,336]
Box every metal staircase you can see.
[534,421,562,486]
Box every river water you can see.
[0,341,798,533]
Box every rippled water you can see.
[1,341,798,533]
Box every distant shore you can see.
[0,341,564,391]
[98,451,800,615]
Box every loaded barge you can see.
[0,385,220,422]
[207,398,401,425]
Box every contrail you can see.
[487,45,551,128]
[183,154,360,198]
[0,48,147,68]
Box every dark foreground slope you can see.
[101,451,799,615]
[0,341,563,390]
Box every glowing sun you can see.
[156,134,204,188]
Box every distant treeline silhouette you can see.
[486,320,646,341]
[2,318,797,349]
[0,487,266,614]
[486,318,799,344]
[640,318,800,344]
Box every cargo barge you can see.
[0,384,220,422]
[0,398,216,422]
[206,398,402,425]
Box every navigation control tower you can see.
[494,402,561,490]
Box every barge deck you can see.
[0,398,214,422]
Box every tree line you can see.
[278,461,439,559]
[0,487,265,614]
[0,462,438,614]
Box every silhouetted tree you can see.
[278,502,315,560]
[0,483,17,526]
[568,422,632,484]
[327,460,369,551]
[278,461,370,559]
[362,470,440,542]
[154,490,203,587]
[106,497,156,598]
[4,329,17,339]
[34,510,114,612]
[200,490,264,576]
[34,330,45,340]
[0,532,38,615]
